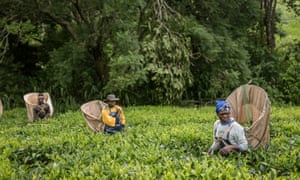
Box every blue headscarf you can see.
[216,100,231,113]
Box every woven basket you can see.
[80,100,106,132]
[226,85,271,149]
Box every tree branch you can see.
[34,0,78,41]
[72,0,88,24]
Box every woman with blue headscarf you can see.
[208,100,248,156]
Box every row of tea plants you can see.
[0,106,299,179]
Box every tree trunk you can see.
[264,0,277,49]
[93,43,108,82]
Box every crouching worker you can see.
[208,100,248,156]
[102,94,126,134]
[33,93,51,121]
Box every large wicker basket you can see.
[226,84,271,149]
[80,100,107,132]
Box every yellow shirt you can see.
[101,105,125,127]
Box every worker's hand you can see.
[38,108,46,116]
[207,150,212,156]
[219,146,232,156]
[35,106,41,111]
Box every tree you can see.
[262,0,277,49]
[1,0,294,108]
[137,0,192,104]
[32,0,146,103]
[170,0,259,100]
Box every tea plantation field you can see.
[0,106,299,179]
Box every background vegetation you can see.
[0,106,299,179]
[0,0,300,111]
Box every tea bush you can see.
[0,106,299,179]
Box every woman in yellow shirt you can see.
[102,94,126,134]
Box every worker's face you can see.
[217,111,230,122]
[107,100,116,108]
[38,96,44,104]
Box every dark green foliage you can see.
[185,20,251,100]
[47,41,99,101]
[0,19,50,108]
[276,40,300,104]
[9,145,52,167]
[0,0,300,108]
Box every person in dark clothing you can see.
[33,93,50,121]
